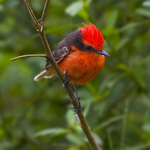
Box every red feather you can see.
[79,23,104,50]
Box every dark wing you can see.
[45,29,82,69]
[45,46,70,69]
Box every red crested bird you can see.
[34,23,110,113]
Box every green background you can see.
[0,0,150,150]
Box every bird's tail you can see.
[34,70,53,81]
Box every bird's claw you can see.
[72,101,82,114]
[62,80,82,113]
[62,75,70,88]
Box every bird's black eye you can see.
[86,45,92,51]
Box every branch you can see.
[21,0,102,150]
[11,54,46,61]
[23,0,38,26]
[41,0,50,21]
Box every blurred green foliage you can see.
[0,0,150,150]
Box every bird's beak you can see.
[98,49,110,57]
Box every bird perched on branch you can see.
[34,23,110,113]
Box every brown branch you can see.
[21,0,102,150]
[41,0,50,21]
[11,54,46,61]
[23,0,38,26]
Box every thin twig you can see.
[41,0,50,21]
[23,0,38,26]
[11,54,46,61]
[21,0,102,150]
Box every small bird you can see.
[34,23,110,112]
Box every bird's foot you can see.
[72,85,82,114]
[72,101,82,114]
[62,75,70,88]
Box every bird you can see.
[34,23,110,113]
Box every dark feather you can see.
[45,46,70,69]
[45,29,84,69]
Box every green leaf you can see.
[102,27,120,48]
[78,8,89,20]
[94,115,125,131]
[35,128,70,137]
[0,53,14,74]
[66,133,84,145]
[142,123,150,133]
[117,63,130,72]
[106,10,118,28]
[65,1,84,17]
[68,146,78,150]
[82,98,92,117]
[66,109,78,127]
[92,133,103,145]
[119,22,140,32]
[138,55,150,65]
[143,1,150,7]
[135,8,150,17]
[125,143,150,150]
[116,37,130,51]
[131,65,146,89]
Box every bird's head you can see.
[79,23,110,56]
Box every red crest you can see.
[79,23,104,50]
